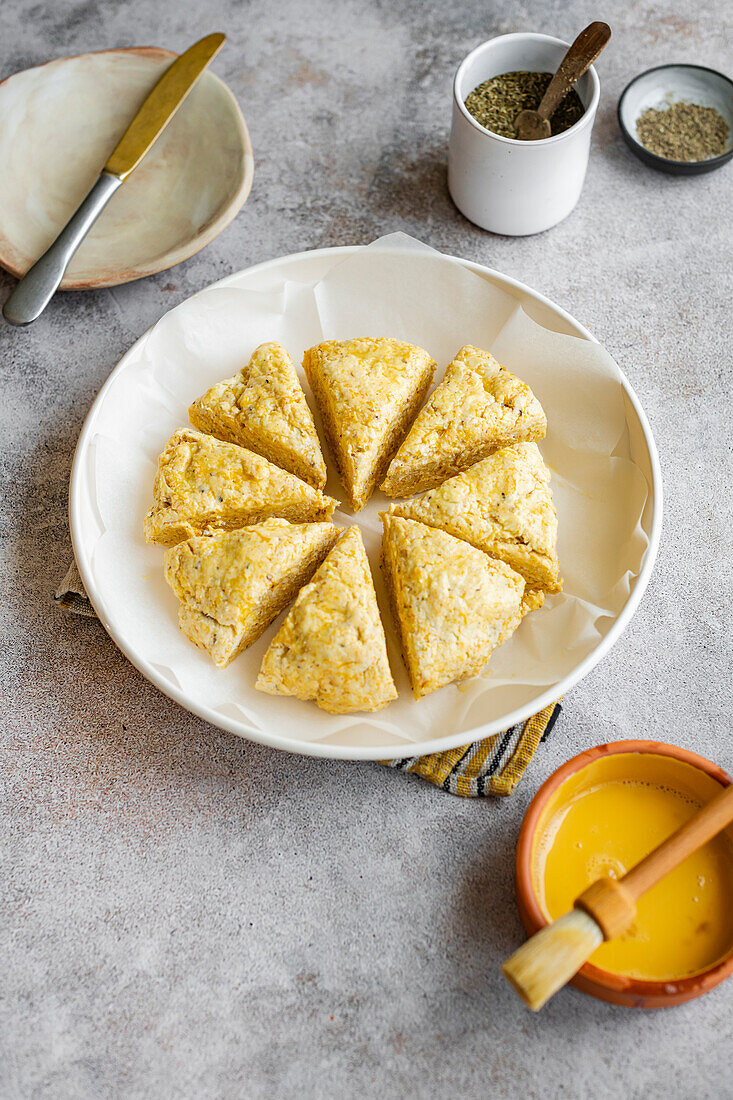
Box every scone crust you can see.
[381,345,547,497]
[164,519,338,666]
[256,527,397,713]
[380,514,528,699]
[144,428,336,546]
[389,442,561,593]
[303,337,435,512]
[189,342,327,489]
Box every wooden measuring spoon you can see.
[514,22,611,141]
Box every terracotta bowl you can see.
[515,740,733,1008]
[0,47,254,289]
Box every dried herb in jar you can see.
[464,71,585,139]
[636,101,729,162]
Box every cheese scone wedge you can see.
[303,337,435,512]
[388,443,561,593]
[164,519,339,667]
[381,345,547,497]
[380,514,534,699]
[256,526,397,713]
[189,342,327,489]
[144,428,337,547]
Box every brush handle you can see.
[577,781,733,940]
[623,781,733,899]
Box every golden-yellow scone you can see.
[256,527,397,713]
[381,345,547,497]
[144,428,337,546]
[380,514,537,699]
[303,337,435,512]
[164,519,339,667]
[388,442,561,593]
[188,342,327,489]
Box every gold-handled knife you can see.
[3,32,226,326]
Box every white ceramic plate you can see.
[70,246,662,760]
[0,47,254,288]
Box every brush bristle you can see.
[501,909,603,1011]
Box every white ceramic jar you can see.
[448,33,601,235]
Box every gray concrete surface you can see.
[2,1,732,1097]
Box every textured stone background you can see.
[2,0,732,1097]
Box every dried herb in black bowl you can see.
[636,101,729,162]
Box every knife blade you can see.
[105,32,226,180]
[3,32,226,326]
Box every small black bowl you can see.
[617,64,733,175]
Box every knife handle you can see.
[2,171,123,326]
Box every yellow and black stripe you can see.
[380,702,561,797]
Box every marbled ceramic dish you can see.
[0,47,254,288]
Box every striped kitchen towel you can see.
[380,701,561,797]
[56,560,560,797]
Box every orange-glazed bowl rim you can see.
[515,739,733,1005]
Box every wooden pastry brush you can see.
[502,781,733,1010]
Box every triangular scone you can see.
[144,428,337,547]
[164,519,338,667]
[381,345,547,497]
[388,443,561,593]
[256,527,397,713]
[380,515,532,699]
[303,337,435,512]
[189,342,327,489]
